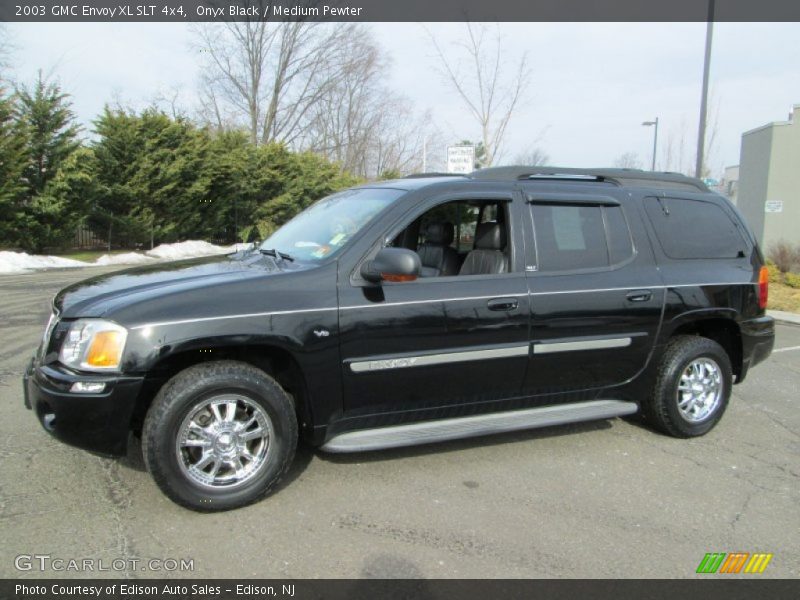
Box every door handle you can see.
[487,297,519,311]
[626,289,652,302]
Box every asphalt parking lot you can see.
[1,266,798,579]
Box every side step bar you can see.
[320,400,638,453]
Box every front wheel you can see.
[644,335,733,438]
[142,361,297,511]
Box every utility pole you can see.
[695,0,715,179]
[422,136,427,173]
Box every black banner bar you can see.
[2,580,800,600]
[2,0,800,23]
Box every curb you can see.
[767,310,800,326]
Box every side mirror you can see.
[360,247,421,284]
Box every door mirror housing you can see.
[361,247,421,283]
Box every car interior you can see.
[390,200,510,276]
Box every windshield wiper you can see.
[259,248,295,263]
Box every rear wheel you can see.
[142,361,297,511]
[644,335,732,438]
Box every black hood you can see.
[54,252,288,320]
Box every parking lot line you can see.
[773,345,800,353]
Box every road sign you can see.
[765,200,784,213]
[447,145,476,174]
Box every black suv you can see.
[24,167,775,511]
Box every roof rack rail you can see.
[403,172,466,179]
[522,173,604,182]
[470,166,709,192]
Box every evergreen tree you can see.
[27,147,98,251]
[9,73,83,251]
[91,106,148,246]
[17,72,81,196]
[0,86,29,248]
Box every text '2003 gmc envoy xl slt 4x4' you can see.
[24,167,775,511]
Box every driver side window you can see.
[390,200,511,277]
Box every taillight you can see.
[758,266,769,310]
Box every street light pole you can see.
[642,118,659,171]
[695,0,715,179]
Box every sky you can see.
[5,21,800,177]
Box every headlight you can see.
[59,319,128,372]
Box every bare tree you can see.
[368,109,444,178]
[614,152,643,169]
[300,27,441,179]
[0,24,15,81]
[660,94,721,178]
[513,146,550,166]
[194,12,358,146]
[426,23,530,167]
[302,29,386,171]
[152,86,188,119]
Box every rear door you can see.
[520,185,664,396]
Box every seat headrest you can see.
[424,221,455,246]
[474,222,506,250]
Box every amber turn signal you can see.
[85,331,125,368]
[381,273,417,283]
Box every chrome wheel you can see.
[175,394,273,488]
[676,358,723,422]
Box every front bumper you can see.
[23,358,144,457]
[738,315,775,382]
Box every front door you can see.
[337,193,531,423]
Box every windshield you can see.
[260,188,404,262]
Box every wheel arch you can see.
[130,339,313,438]
[662,311,744,381]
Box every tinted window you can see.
[417,202,480,252]
[644,197,747,259]
[532,205,609,271]
[531,204,634,272]
[262,188,403,262]
[604,206,634,264]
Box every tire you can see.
[643,335,733,438]
[142,360,297,511]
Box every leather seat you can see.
[418,222,459,277]
[459,222,507,275]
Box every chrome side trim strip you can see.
[533,337,632,354]
[130,307,337,330]
[349,345,529,373]
[342,282,751,310]
[132,282,753,328]
[320,400,639,453]
[340,293,512,310]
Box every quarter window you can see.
[643,197,747,259]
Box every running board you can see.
[320,400,638,453]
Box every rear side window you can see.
[644,197,748,259]
[531,204,633,272]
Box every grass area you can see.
[54,249,139,262]
[768,281,800,313]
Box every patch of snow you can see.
[145,240,227,260]
[94,252,155,266]
[0,251,88,274]
[0,241,255,275]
